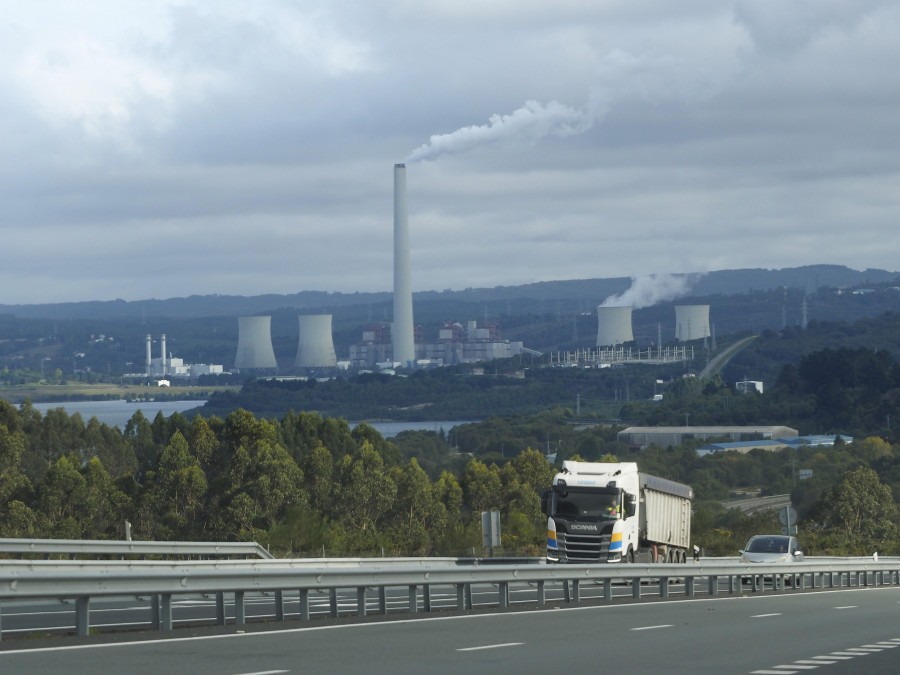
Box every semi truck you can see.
[541,461,693,564]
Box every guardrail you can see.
[0,538,274,560]
[1,558,898,641]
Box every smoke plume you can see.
[406,99,606,163]
[601,274,694,309]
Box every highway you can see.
[2,586,899,674]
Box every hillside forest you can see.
[3,334,900,558]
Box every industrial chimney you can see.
[145,334,152,377]
[674,304,711,341]
[393,163,415,366]
[295,314,338,368]
[596,306,634,347]
[233,316,278,373]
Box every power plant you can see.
[392,163,415,367]
[233,316,278,373]
[595,306,635,347]
[294,314,338,368]
[675,304,711,341]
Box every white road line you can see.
[796,659,833,665]
[833,605,857,610]
[845,647,882,652]
[751,613,782,618]
[457,642,523,652]
[751,670,800,674]
[776,665,818,670]
[829,651,866,656]
[235,671,289,675]
[812,654,852,660]
[630,625,673,631]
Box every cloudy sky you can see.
[3,1,899,305]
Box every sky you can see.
[3,1,900,305]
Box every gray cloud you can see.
[1,1,899,304]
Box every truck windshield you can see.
[552,487,620,520]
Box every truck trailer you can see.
[542,461,693,564]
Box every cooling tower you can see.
[675,304,711,341]
[233,316,278,371]
[596,306,634,347]
[294,314,337,368]
[392,163,415,366]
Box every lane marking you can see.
[813,655,852,660]
[456,642,523,652]
[845,647,881,652]
[236,671,290,675]
[796,659,834,664]
[751,670,801,674]
[829,651,866,656]
[775,665,817,670]
[833,606,857,610]
[751,613,782,618]
[630,625,673,631]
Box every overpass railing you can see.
[1,558,898,641]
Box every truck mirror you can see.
[540,489,550,516]
[624,493,636,518]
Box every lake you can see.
[28,400,474,438]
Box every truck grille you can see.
[556,532,610,562]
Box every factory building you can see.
[233,316,278,374]
[349,320,524,368]
[143,333,224,380]
[295,314,338,368]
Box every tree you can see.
[809,466,899,554]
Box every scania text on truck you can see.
[541,461,693,564]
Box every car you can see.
[740,534,804,564]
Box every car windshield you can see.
[747,536,789,553]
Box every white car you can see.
[740,535,803,563]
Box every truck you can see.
[541,461,693,564]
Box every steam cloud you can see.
[406,99,606,163]
[601,274,694,309]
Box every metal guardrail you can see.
[1,558,898,641]
[0,538,274,560]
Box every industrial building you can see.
[618,425,798,450]
[675,305,711,341]
[143,333,223,380]
[294,314,338,368]
[348,320,525,368]
[596,306,634,347]
[233,316,278,374]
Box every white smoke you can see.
[601,274,693,309]
[405,99,607,163]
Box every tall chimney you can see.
[392,163,415,366]
[160,333,167,377]
[145,334,152,377]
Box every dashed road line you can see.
[457,642,523,652]
[629,624,673,631]
[751,637,900,673]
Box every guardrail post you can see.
[537,581,545,606]
[423,584,432,612]
[686,576,695,597]
[235,591,245,626]
[75,596,91,637]
[499,582,509,608]
[274,590,285,621]
[708,575,718,596]
[299,589,310,621]
[216,592,226,625]
[632,577,641,600]
[572,579,581,603]
[660,576,669,599]
[161,593,172,631]
[329,589,338,617]
[604,578,612,602]
[151,593,161,629]
[0,598,3,642]
[465,583,473,610]
[378,587,387,614]
[357,587,367,617]
[408,585,418,613]
[563,580,571,603]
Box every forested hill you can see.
[2,264,896,319]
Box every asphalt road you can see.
[1,585,898,674]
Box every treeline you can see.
[0,400,555,556]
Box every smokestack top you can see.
[395,162,405,169]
